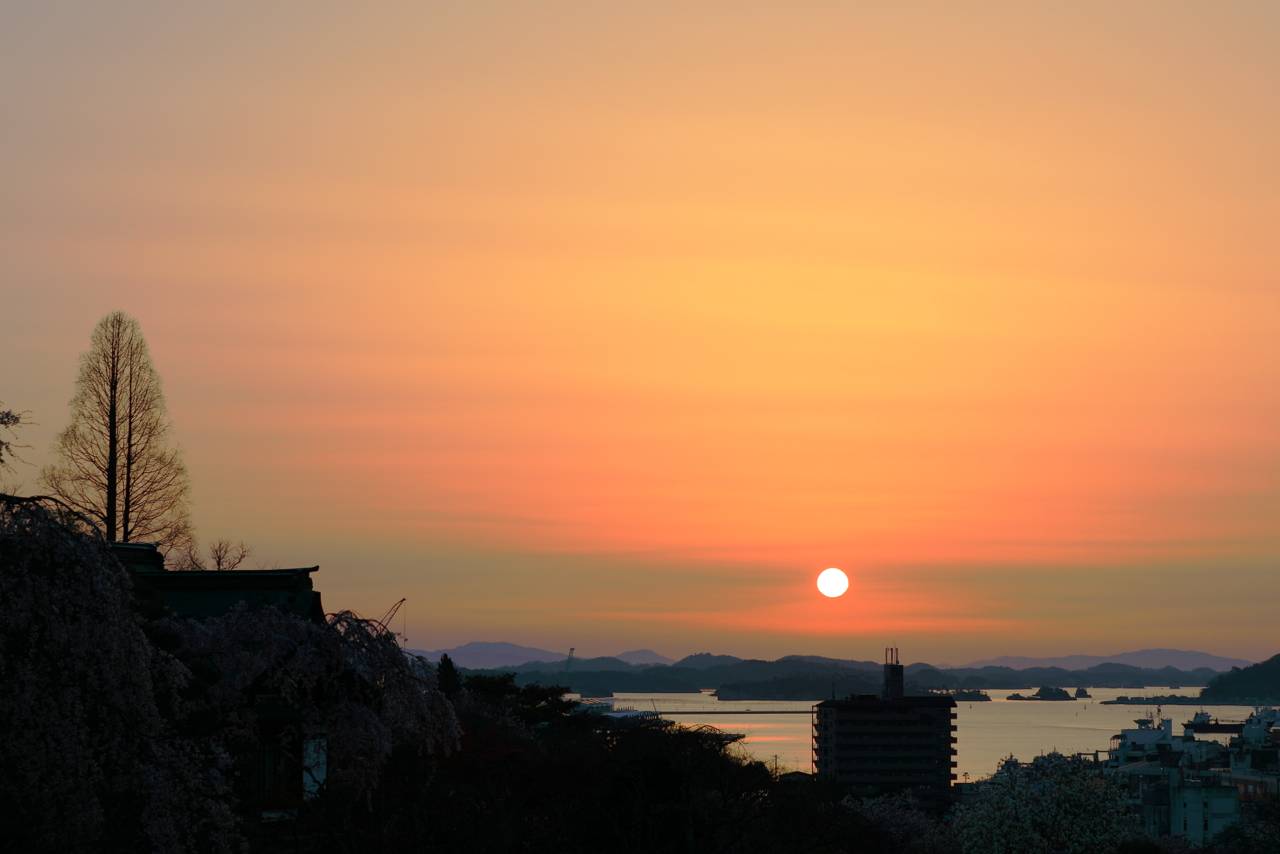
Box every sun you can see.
[816,567,849,598]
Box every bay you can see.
[610,687,1257,780]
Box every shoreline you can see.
[1099,696,1265,706]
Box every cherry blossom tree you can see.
[0,493,238,850]
[953,753,1139,854]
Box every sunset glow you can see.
[5,3,1280,662]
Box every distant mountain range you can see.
[962,649,1252,672]
[409,643,1255,699]
[409,641,672,669]
[675,653,752,669]
[413,644,1255,700]
[616,649,675,665]
[410,642,564,669]
[417,644,1249,674]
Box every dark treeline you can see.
[0,493,455,852]
[1202,656,1280,703]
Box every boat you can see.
[1182,710,1244,734]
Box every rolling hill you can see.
[963,649,1251,671]
[1200,654,1280,703]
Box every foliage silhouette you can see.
[436,652,461,698]
[0,493,238,851]
[0,405,22,471]
[1201,654,1280,703]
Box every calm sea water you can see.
[609,688,1256,780]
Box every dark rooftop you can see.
[110,542,324,622]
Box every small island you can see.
[1075,687,1091,699]
[955,689,992,702]
[1007,686,1075,701]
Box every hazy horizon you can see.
[408,640,1255,670]
[5,3,1280,663]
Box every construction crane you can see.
[376,598,406,642]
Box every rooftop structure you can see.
[111,542,324,622]
[812,647,957,796]
[1104,710,1253,844]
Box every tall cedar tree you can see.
[44,312,192,554]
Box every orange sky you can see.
[4,3,1279,662]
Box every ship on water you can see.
[1184,710,1243,734]
[1183,707,1280,736]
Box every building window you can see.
[303,736,328,801]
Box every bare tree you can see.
[207,538,250,570]
[176,537,251,571]
[43,312,192,554]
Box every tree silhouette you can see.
[0,405,24,491]
[437,653,461,698]
[0,406,22,470]
[0,493,238,850]
[0,492,460,850]
[175,538,251,571]
[43,312,192,554]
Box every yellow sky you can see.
[4,3,1279,661]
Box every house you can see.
[111,541,328,814]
